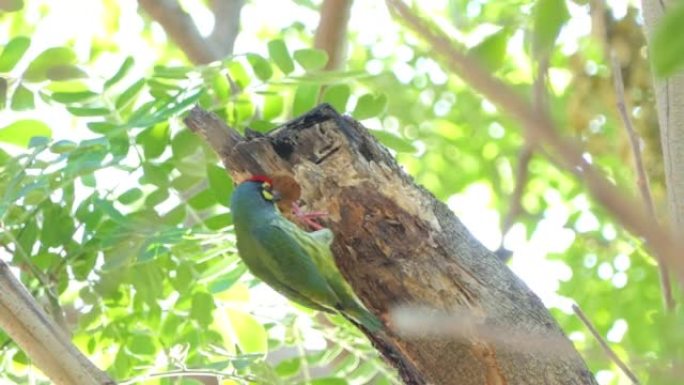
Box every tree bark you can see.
[0,261,114,385]
[640,0,684,236]
[185,105,598,385]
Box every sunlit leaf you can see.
[115,79,145,109]
[227,309,268,354]
[10,83,34,110]
[322,84,350,112]
[247,53,273,81]
[207,164,232,206]
[370,130,416,153]
[0,119,51,147]
[470,28,509,70]
[293,84,319,116]
[24,47,77,82]
[293,48,329,71]
[652,3,684,77]
[533,0,569,54]
[105,56,134,88]
[191,291,215,327]
[0,36,30,72]
[352,93,387,120]
[268,39,295,74]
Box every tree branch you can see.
[314,0,353,70]
[0,261,114,385]
[640,1,684,242]
[385,0,684,281]
[572,304,640,385]
[138,0,243,64]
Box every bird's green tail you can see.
[347,306,383,333]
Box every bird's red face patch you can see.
[245,175,273,185]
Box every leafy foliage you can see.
[0,1,682,385]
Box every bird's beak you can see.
[271,189,282,202]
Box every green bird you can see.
[230,175,382,332]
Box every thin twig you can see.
[610,53,674,311]
[119,368,256,385]
[384,0,684,280]
[572,304,640,385]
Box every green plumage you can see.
[230,179,381,332]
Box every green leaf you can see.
[128,334,156,356]
[533,0,569,54]
[207,164,232,206]
[246,54,273,81]
[470,28,509,70]
[10,84,34,111]
[0,119,51,147]
[66,106,110,117]
[24,47,77,82]
[51,90,98,104]
[0,36,30,72]
[227,61,251,90]
[263,93,284,120]
[208,264,246,294]
[293,84,319,116]
[191,291,215,327]
[268,39,295,74]
[50,140,77,153]
[371,130,416,153]
[105,57,134,88]
[46,65,86,81]
[293,48,329,71]
[118,188,143,205]
[204,213,232,230]
[115,79,145,110]
[352,93,387,120]
[322,84,350,112]
[138,123,170,159]
[652,3,684,77]
[0,77,7,108]
[227,309,267,354]
[310,378,348,385]
[188,188,216,210]
[40,203,75,247]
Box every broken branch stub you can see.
[184,104,597,385]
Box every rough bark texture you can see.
[185,105,598,385]
[641,0,684,236]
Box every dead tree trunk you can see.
[185,104,598,385]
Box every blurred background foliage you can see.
[0,0,683,384]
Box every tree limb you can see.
[314,0,353,70]
[138,0,244,64]
[640,1,684,244]
[0,261,114,385]
[385,0,684,281]
[185,104,598,385]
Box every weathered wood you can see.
[185,104,598,385]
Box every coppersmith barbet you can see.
[230,175,382,332]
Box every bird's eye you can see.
[261,182,274,201]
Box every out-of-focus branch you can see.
[385,0,684,280]
[314,0,353,70]
[207,0,245,58]
[0,261,114,385]
[573,304,640,385]
[641,1,684,238]
[138,0,244,64]
[610,53,674,311]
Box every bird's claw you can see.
[292,202,328,230]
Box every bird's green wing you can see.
[250,218,342,311]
